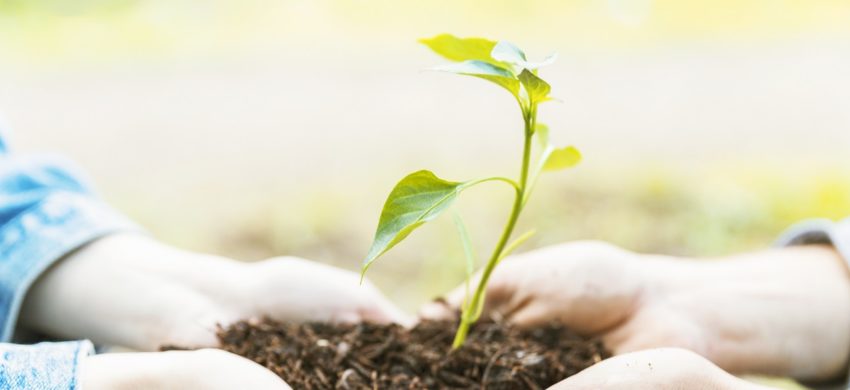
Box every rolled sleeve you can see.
[0,340,94,390]
[776,217,850,270]
[0,192,137,341]
[0,152,139,342]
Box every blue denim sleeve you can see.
[0,145,138,342]
[0,130,138,389]
[0,341,94,390]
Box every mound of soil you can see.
[216,318,609,389]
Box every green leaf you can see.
[362,170,464,276]
[518,69,551,103]
[543,146,582,171]
[434,60,520,97]
[490,41,526,66]
[419,34,500,65]
[452,213,477,314]
[492,41,557,71]
[524,53,558,70]
[524,125,581,206]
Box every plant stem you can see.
[452,105,535,349]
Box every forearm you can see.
[19,234,249,350]
[642,246,850,382]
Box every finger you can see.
[418,267,486,321]
[509,300,552,328]
[356,282,415,327]
[419,262,518,322]
[359,295,415,327]
[551,348,763,390]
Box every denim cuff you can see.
[776,217,850,269]
[0,192,139,342]
[0,340,94,390]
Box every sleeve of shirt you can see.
[776,217,850,269]
[0,133,139,342]
[0,340,94,390]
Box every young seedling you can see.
[361,34,581,348]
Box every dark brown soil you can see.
[215,318,609,389]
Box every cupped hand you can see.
[551,348,771,390]
[21,234,409,351]
[421,241,850,382]
[80,349,290,389]
[421,242,646,340]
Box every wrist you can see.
[21,234,246,350]
[643,246,850,382]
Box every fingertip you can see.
[359,302,415,328]
[418,298,457,322]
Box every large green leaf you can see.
[362,170,464,275]
[518,69,551,103]
[419,34,501,65]
[434,60,520,97]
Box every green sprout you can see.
[361,34,581,348]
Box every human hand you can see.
[21,234,409,350]
[421,241,850,382]
[551,348,771,390]
[80,349,290,389]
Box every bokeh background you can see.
[2,0,849,334]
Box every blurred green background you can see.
[2,0,849,321]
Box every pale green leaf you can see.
[543,146,582,171]
[362,170,464,276]
[434,60,520,97]
[419,34,500,65]
[492,41,557,71]
[518,69,551,103]
[524,53,558,70]
[490,41,526,66]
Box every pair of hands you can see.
[424,241,850,388]
[21,234,407,389]
[22,235,850,388]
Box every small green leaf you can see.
[362,170,464,276]
[543,146,582,171]
[419,34,500,65]
[434,60,520,97]
[518,69,551,103]
[490,41,526,66]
